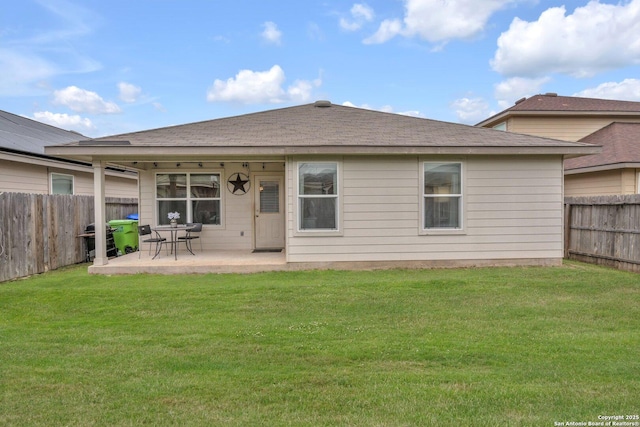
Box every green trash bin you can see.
[108,219,139,255]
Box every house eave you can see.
[45,144,600,163]
[477,110,640,128]
[564,162,640,175]
[1,148,137,178]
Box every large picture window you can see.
[156,173,221,225]
[298,162,338,231]
[423,162,462,229]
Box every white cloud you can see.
[118,82,142,103]
[286,79,318,103]
[363,19,403,44]
[206,65,321,104]
[573,79,640,102]
[340,3,375,31]
[342,101,424,117]
[261,21,282,45]
[492,1,640,78]
[494,76,550,108]
[32,111,94,132]
[53,86,121,114]
[451,97,493,124]
[365,0,519,45]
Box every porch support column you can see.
[92,160,108,266]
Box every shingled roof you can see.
[0,110,85,155]
[565,122,640,171]
[477,94,640,127]
[509,94,640,113]
[46,102,598,163]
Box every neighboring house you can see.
[0,110,138,197]
[565,122,640,196]
[45,101,597,269]
[476,94,640,196]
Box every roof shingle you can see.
[509,94,640,113]
[565,122,640,170]
[77,102,593,149]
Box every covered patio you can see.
[46,102,600,274]
[88,249,288,275]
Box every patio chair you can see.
[177,222,202,255]
[138,224,167,258]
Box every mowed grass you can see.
[1,262,639,426]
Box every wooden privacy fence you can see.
[565,195,640,273]
[0,193,137,282]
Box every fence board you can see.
[0,193,138,282]
[565,195,640,273]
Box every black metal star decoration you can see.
[227,173,250,195]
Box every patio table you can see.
[152,225,194,260]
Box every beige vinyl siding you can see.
[286,155,564,263]
[0,159,49,193]
[621,169,638,194]
[564,170,627,196]
[509,117,640,142]
[103,174,139,198]
[1,158,137,197]
[51,167,91,195]
[49,167,138,197]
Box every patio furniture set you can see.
[138,223,202,260]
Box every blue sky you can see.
[2,0,640,138]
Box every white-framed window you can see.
[422,162,463,230]
[50,172,74,195]
[297,162,339,231]
[156,173,221,225]
[493,122,507,131]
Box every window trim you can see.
[155,171,224,227]
[50,172,74,195]
[419,160,466,235]
[294,160,343,236]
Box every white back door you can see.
[254,174,285,250]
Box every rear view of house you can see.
[46,102,597,272]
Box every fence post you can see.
[564,200,572,259]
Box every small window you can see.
[259,181,280,213]
[156,173,221,225]
[50,173,74,195]
[423,162,462,229]
[298,162,338,231]
[493,122,507,131]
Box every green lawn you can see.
[1,262,639,426]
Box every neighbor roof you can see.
[0,110,85,155]
[565,122,640,171]
[45,102,598,163]
[477,94,640,127]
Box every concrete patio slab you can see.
[88,250,288,275]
